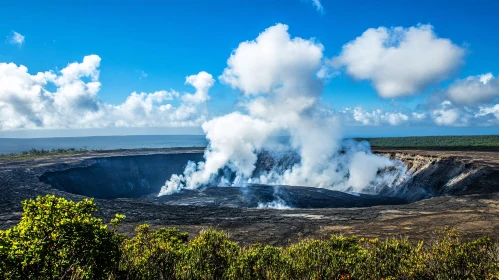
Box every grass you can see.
[0,148,90,162]
[0,146,208,163]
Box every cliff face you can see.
[39,153,205,199]
[379,151,499,202]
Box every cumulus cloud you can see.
[0,56,214,130]
[446,73,499,105]
[431,101,461,126]
[340,107,410,126]
[220,23,324,96]
[332,24,465,98]
[476,104,499,122]
[429,100,499,126]
[182,71,215,104]
[9,31,25,46]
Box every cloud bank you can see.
[338,100,499,127]
[0,56,214,130]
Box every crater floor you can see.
[1,147,499,245]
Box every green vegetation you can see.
[1,196,499,279]
[0,148,89,162]
[358,135,499,150]
[0,195,122,279]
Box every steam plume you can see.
[159,24,405,198]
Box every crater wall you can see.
[379,151,499,202]
[38,149,499,207]
[39,153,204,199]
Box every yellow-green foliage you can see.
[177,229,239,280]
[1,195,499,279]
[424,229,498,279]
[0,195,122,279]
[355,237,425,279]
[284,236,366,279]
[119,224,188,280]
[228,244,287,279]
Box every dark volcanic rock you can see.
[156,184,407,208]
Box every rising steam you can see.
[158,24,406,198]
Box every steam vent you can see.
[1,147,499,245]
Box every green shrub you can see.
[228,244,288,279]
[119,224,188,280]
[423,229,499,279]
[2,195,499,279]
[355,237,425,279]
[284,235,366,279]
[177,229,239,280]
[0,195,122,279]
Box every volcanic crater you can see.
[1,147,499,245]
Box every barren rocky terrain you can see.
[1,147,499,245]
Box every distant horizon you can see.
[1,130,498,139]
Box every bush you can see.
[0,195,122,279]
[284,236,366,279]
[177,229,239,280]
[119,224,188,280]
[228,244,287,279]
[423,229,499,279]
[2,195,499,279]
[355,237,425,279]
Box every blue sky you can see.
[1,0,499,137]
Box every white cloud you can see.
[386,112,409,125]
[0,56,213,130]
[432,102,461,126]
[182,71,215,104]
[477,104,499,119]
[412,112,427,121]
[332,24,465,98]
[220,23,324,97]
[9,31,25,46]
[341,107,410,126]
[430,100,499,126]
[337,101,499,127]
[310,0,324,13]
[446,73,499,105]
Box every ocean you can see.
[0,135,209,154]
